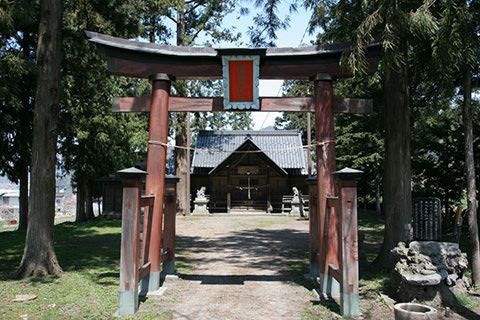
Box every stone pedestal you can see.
[192,187,209,215]
[192,199,209,215]
[290,198,301,216]
[392,241,469,306]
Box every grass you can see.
[456,293,478,309]
[0,219,122,319]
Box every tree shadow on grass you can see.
[0,219,122,283]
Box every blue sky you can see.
[221,2,316,129]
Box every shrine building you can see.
[190,130,309,213]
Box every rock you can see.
[446,274,458,286]
[391,241,469,307]
[421,269,435,275]
[439,269,448,280]
[409,241,459,257]
[401,272,442,286]
[12,294,37,302]
[392,242,408,260]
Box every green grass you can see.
[0,219,123,319]
[456,294,478,309]
[0,218,195,319]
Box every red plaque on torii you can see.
[228,60,253,102]
[222,56,260,110]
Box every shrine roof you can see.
[86,31,381,80]
[191,130,308,175]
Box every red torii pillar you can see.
[143,73,174,293]
[313,74,340,295]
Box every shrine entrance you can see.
[87,31,380,318]
[214,139,279,213]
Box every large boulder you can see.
[392,241,469,306]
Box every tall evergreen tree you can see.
[17,0,63,278]
[275,77,384,210]
[430,0,480,285]
[0,0,38,230]
[306,0,439,267]
[59,0,148,222]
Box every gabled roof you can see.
[192,130,308,175]
[208,138,287,176]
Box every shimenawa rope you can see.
[147,140,335,153]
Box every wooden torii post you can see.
[86,31,380,317]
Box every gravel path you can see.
[140,215,314,320]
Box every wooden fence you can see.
[116,168,179,315]
[308,168,361,318]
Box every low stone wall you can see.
[0,206,18,222]
[392,241,469,306]
[0,204,76,222]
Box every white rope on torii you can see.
[147,140,335,153]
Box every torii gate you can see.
[87,31,380,318]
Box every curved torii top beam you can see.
[86,31,381,80]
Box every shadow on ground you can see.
[0,219,121,283]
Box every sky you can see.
[224,3,316,130]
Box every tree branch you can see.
[165,14,177,24]
[185,2,205,15]
[190,27,203,44]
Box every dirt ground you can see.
[140,215,315,320]
[137,215,480,320]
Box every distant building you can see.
[0,190,19,208]
[191,130,309,213]
[99,130,310,216]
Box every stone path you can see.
[140,215,314,320]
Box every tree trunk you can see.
[375,183,382,215]
[149,17,156,43]
[374,45,412,269]
[86,183,94,220]
[462,68,480,285]
[18,162,29,231]
[75,175,87,222]
[175,112,188,215]
[17,0,63,278]
[174,3,189,215]
[176,2,185,46]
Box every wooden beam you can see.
[113,96,373,113]
[328,263,341,282]
[139,195,155,207]
[138,262,151,280]
[87,32,381,79]
[163,177,178,274]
